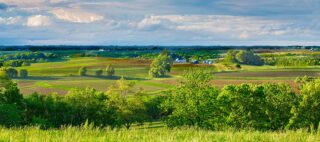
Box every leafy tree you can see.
[65,88,115,127]
[106,77,147,129]
[22,61,31,66]
[144,95,167,120]
[24,93,71,128]
[224,50,263,65]
[19,69,28,78]
[0,103,22,127]
[105,65,115,77]
[287,80,320,129]
[149,49,172,78]
[79,67,87,76]
[5,68,18,78]
[263,84,299,130]
[218,84,269,130]
[0,76,23,106]
[224,50,238,63]
[235,50,263,65]
[162,70,221,130]
[95,69,103,77]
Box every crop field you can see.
[10,56,319,95]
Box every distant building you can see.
[191,60,199,64]
[98,49,105,52]
[174,58,187,63]
[203,59,214,65]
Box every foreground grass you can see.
[0,127,319,142]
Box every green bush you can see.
[5,68,18,78]
[287,80,320,129]
[19,69,28,78]
[162,70,221,130]
[105,65,115,77]
[0,104,22,127]
[95,69,103,77]
[78,67,87,76]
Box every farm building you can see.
[174,58,187,63]
[203,59,214,64]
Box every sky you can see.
[0,0,320,46]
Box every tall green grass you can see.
[0,127,319,142]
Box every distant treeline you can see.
[0,52,59,67]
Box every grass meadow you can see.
[0,126,319,142]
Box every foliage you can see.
[78,67,87,76]
[288,80,320,129]
[95,69,103,77]
[162,70,222,130]
[5,68,18,78]
[224,50,263,65]
[262,54,320,67]
[65,88,115,127]
[19,69,28,78]
[218,83,298,130]
[105,64,115,77]
[106,77,148,129]
[0,103,22,127]
[149,49,173,78]
[0,52,58,67]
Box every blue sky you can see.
[0,0,319,45]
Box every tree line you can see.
[0,52,58,67]
[1,70,320,130]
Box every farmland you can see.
[10,55,320,95]
[1,47,320,141]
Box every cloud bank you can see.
[0,0,319,45]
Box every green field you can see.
[1,127,319,142]
[12,57,320,95]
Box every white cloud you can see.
[135,15,303,39]
[27,15,51,27]
[0,16,21,25]
[50,8,103,23]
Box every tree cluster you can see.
[0,52,58,67]
[149,50,173,78]
[162,70,320,130]
[224,50,263,65]
[0,76,159,129]
[79,65,115,77]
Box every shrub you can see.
[162,70,221,130]
[95,69,103,77]
[287,80,320,129]
[19,69,28,78]
[79,67,87,76]
[0,104,22,127]
[107,77,148,129]
[22,61,31,66]
[105,65,115,77]
[218,83,299,130]
[5,68,18,78]
[235,64,241,69]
